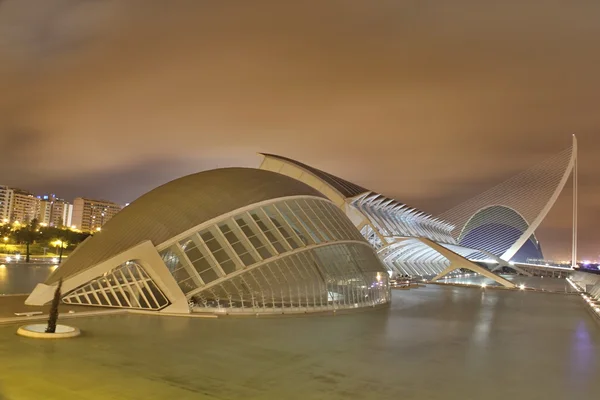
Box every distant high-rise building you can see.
[0,186,14,223]
[11,189,40,224]
[71,197,122,231]
[37,194,73,227]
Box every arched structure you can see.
[27,168,390,315]
[260,137,577,286]
[438,137,577,263]
[458,205,543,263]
[260,154,514,287]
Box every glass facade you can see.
[191,242,389,313]
[62,261,170,310]
[157,197,388,314]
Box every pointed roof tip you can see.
[260,153,369,198]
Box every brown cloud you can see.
[0,0,599,259]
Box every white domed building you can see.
[26,168,390,315]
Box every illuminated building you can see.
[71,197,122,232]
[37,194,73,227]
[27,168,390,314]
[259,137,577,287]
[25,138,578,312]
[10,189,40,224]
[0,185,13,223]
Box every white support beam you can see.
[417,238,515,288]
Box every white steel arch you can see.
[438,136,577,262]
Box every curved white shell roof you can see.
[47,168,325,284]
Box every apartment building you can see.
[71,197,122,231]
[11,189,40,224]
[0,186,14,223]
[37,194,73,227]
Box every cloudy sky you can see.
[0,0,598,260]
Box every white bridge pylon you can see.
[438,136,578,265]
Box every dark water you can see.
[0,264,55,295]
[0,285,598,399]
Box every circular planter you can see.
[17,324,81,339]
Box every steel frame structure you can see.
[260,138,578,287]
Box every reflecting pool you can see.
[0,285,598,399]
[0,263,55,295]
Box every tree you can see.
[14,218,39,263]
[0,224,11,238]
[46,278,63,333]
[56,234,69,263]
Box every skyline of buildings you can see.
[0,184,124,232]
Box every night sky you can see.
[0,1,598,260]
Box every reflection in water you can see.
[570,321,595,377]
[0,285,598,399]
[473,292,498,346]
[0,264,54,295]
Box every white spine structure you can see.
[259,139,578,289]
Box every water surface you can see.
[0,285,597,399]
[0,264,54,295]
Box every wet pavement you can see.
[0,284,597,399]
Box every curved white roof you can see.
[47,168,325,284]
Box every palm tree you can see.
[15,218,39,263]
[0,224,11,253]
[57,235,69,263]
[46,278,63,333]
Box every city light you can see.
[481,283,487,288]
[51,257,59,263]
[519,284,525,290]
[5,256,11,263]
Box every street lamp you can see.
[52,239,68,263]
